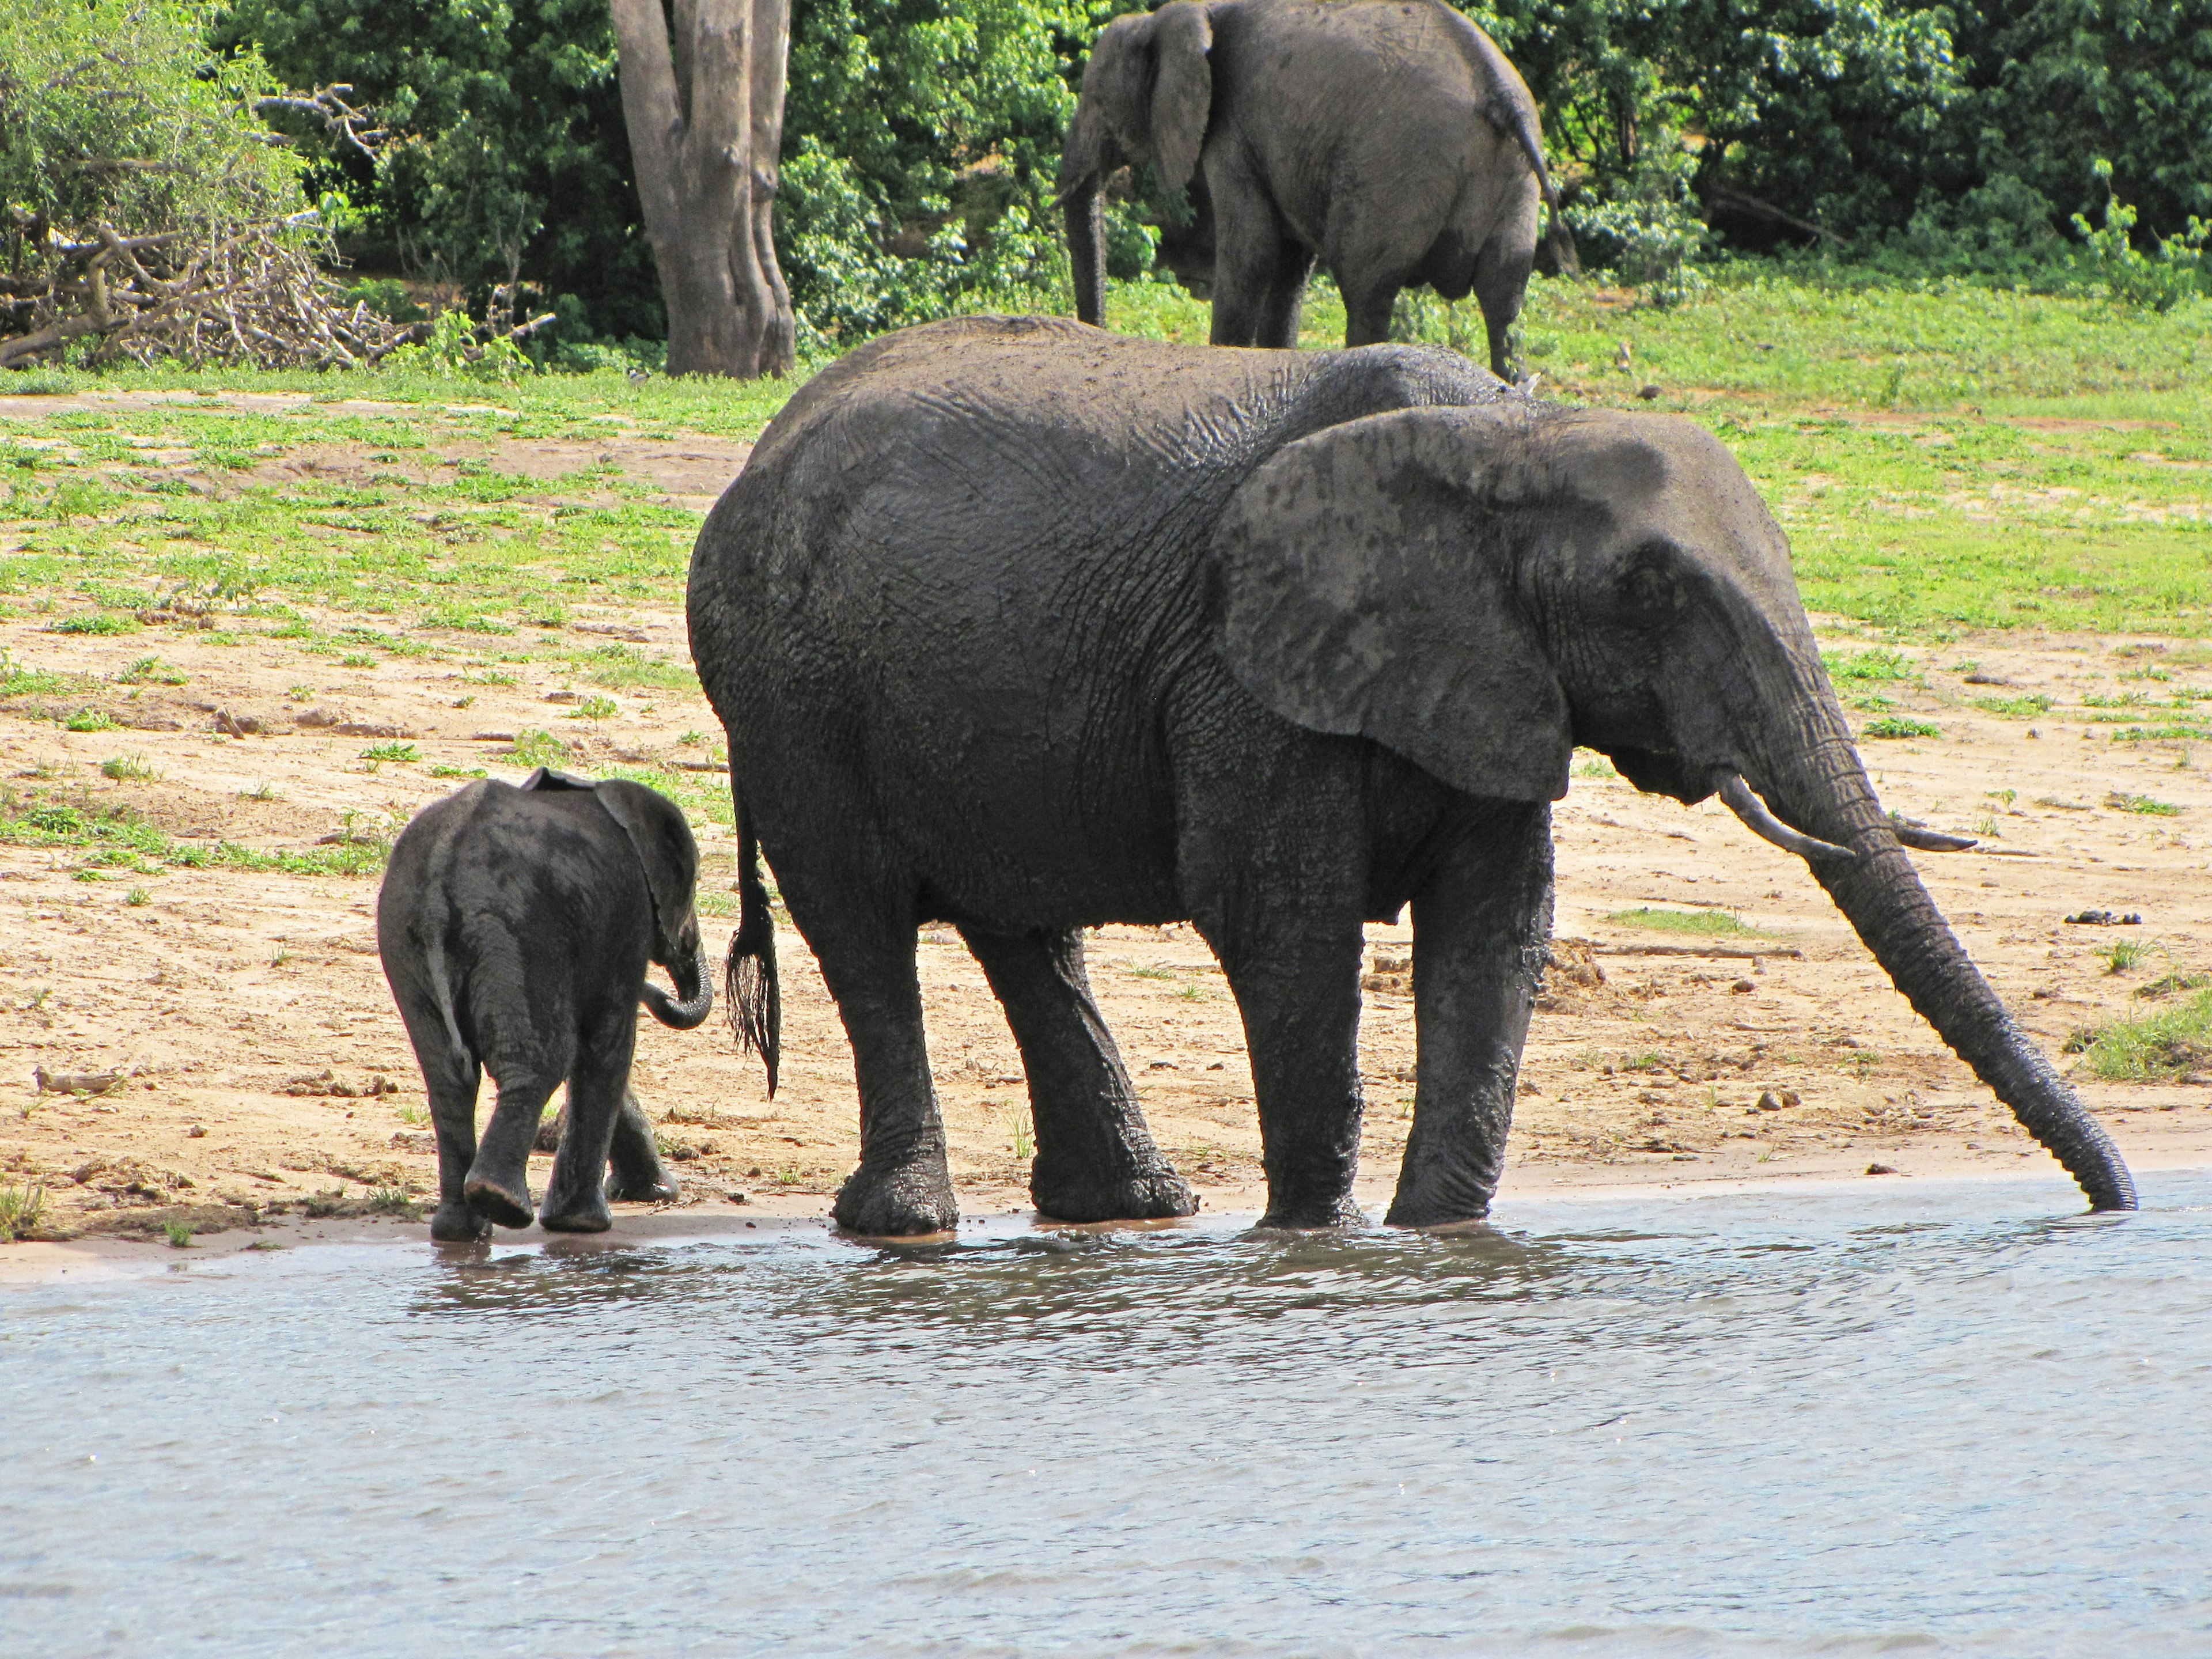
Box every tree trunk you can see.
[609,0,794,378]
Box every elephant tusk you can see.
[1893,821,1978,852]
[1718,774,1855,864]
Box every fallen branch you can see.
[1704,185,1847,247]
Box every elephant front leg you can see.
[394,999,488,1243]
[604,1088,679,1205]
[1387,802,1554,1227]
[961,925,1196,1223]
[1209,914,1368,1229]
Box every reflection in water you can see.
[6,1174,2210,1657]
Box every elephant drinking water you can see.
[688,315,2134,1235]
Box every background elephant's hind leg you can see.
[962,926,1196,1222]
[1472,231,1536,382]
[1256,244,1316,350]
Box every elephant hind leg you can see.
[539,1019,638,1233]
[961,925,1196,1223]
[392,993,488,1242]
[604,1088,679,1205]
[1337,273,1403,349]
[1255,244,1316,350]
[465,1072,557,1229]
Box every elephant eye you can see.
[1616,541,1683,615]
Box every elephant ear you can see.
[1214,406,1572,802]
[1145,2,1214,195]
[1076,3,1213,195]
[591,778,702,964]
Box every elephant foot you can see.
[605,1171,680,1205]
[430,1200,493,1243]
[463,1171,536,1230]
[1032,1157,1198,1224]
[538,1191,613,1234]
[1257,1191,1366,1230]
[832,1154,957,1238]
[1383,1168,1499,1230]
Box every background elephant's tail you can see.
[725,800,782,1096]
[1491,99,1581,279]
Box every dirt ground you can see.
[5,407,2211,1252]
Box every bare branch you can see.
[251,84,387,163]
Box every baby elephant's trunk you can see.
[642,948,714,1030]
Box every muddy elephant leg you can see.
[1203,909,1368,1229]
[1387,802,1553,1226]
[466,1073,557,1230]
[771,862,955,1236]
[960,925,1197,1222]
[394,998,488,1242]
[539,1022,636,1233]
[604,1089,679,1203]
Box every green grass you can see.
[100,755,159,781]
[2108,792,2181,815]
[1605,907,1766,938]
[0,787,386,876]
[1862,715,1942,739]
[2074,990,2212,1081]
[0,1182,47,1242]
[163,1218,195,1248]
[1975,694,2053,718]
[359,741,420,763]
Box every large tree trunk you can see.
[609,0,794,378]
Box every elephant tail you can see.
[1488,95,1581,279]
[725,798,781,1097]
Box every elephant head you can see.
[593,778,715,1030]
[1213,403,2136,1211]
[1056,1,1214,326]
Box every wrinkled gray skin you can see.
[1057,0,1577,375]
[377,768,714,1241]
[689,315,2135,1236]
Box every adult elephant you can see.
[688,315,2135,1236]
[1056,0,1578,376]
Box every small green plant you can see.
[508,729,570,768]
[1987,789,2017,806]
[2100,940,2152,974]
[1572,754,1618,780]
[271,948,291,967]
[0,1183,47,1242]
[286,684,315,700]
[1974,694,2052,718]
[1605,907,1764,938]
[571,695,619,720]
[64,707,116,732]
[368,1187,419,1216]
[360,741,421,764]
[2107,793,2179,816]
[54,613,141,637]
[1125,964,1177,980]
[163,1218,195,1248]
[1862,716,1941,740]
[429,764,488,779]
[116,657,187,685]
[1010,1112,1035,1161]
[1824,649,1918,683]
[678,730,704,747]
[125,887,150,906]
[1176,982,1207,1001]
[100,755,159,782]
[240,781,278,801]
[2138,971,2210,999]
[463,668,517,687]
[396,1103,429,1126]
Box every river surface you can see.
[6,1170,2210,1657]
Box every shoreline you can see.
[8,1145,2204,1289]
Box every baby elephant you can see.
[378,767,715,1240]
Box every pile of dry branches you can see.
[1,209,411,371]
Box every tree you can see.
[609,0,795,377]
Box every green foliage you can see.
[2074,988,2212,1080]
[212,0,657,336]
[0,1183,47,1243]
[0,0,306,235]
[2070,162,2207,312]
[775,0,1092,346]
[1861,715,1941,740]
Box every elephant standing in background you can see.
[690,315,2134,1237]
[1057,0,1578,376]
[378,768,714,1241]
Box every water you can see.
[6,1171,2211,1658]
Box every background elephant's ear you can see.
[1146,2,1213,195]
[1214,407,1571,802]
[592,779,702,961]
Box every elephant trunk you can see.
[1740,694,2135,1211]
[643,941,714,1031]
[1065,179,1108,328]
